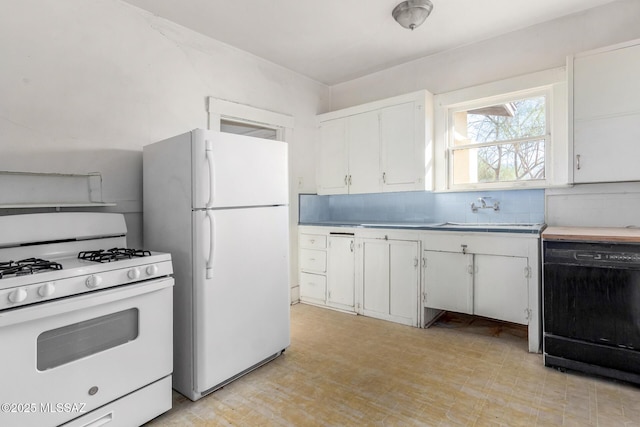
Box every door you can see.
[474,255,529,325]
[389,240,420,325]
[317,119,349,195]
[327,236,355,310]
[362,239,390,315]
[193,206,290,393]
[380,102,418,191]
[191,129,289,208]
[423,250,473,314]
[348,112,381,194]
[573,43,640,183]
[0,279,173,427]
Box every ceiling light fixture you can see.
[392,0,434,30]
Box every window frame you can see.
[433,67,568,192]
[447,88,551,189]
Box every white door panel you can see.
[317,119,349,194]
[192,129,288,208]
[389,241,419,324]
[348,112,381,194]
[193,206,290,392]
[474,255,529,325]
[362,240,389,315]
[424,251,473,314]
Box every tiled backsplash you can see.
[299,189,545,224]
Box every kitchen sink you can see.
[440,222,542,228]
[360,223,445,228]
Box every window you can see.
[449,91,548,187]
[207,97,294,143]
[220,119,278,140]
[433,68,568,191]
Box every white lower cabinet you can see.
[422,231,540,352]
[299,227,540,352]
[424,251,529,325]
[360,238,420,327]
[327,235,356,311]
[423,251,473,315]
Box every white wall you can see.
[0,0,329,290]
[329,0,640,109]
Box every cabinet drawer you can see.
[300,234,327,249]
[300,249,326,272]
[300,272,326,301]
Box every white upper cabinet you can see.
[571,39,640,183]
[317,91,433,195]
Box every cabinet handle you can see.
[350,240,354,252]
[348,175,352,185]
[467,265,473,275]
[576,154,581,170]
[382,172,386,184]
[344,175,348,185]
[414,257,419,267]
[461,244,467,254]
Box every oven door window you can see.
[37,308,139,371]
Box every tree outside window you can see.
[450,95,547,186]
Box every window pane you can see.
[453,96,546,146]
[453,140,545,185]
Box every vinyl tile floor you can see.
[145,304,640,426]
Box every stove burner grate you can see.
[78,248,152,263]
[0,258,63,279]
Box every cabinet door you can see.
[317,119,349,194]
[423,250,473,314]
[361,240,390,316]
[474,255,529,325]
[389,240,419,326]
[380,102,420,191]
[573,42,640,183]
[347,112,381,194]
[327,236,355,310]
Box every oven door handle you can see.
[206,210,215,279]
[205,139,215,208]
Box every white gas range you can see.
[0,212,173,427]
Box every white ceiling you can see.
[123,0,618,85]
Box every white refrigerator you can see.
[143,129,290,401]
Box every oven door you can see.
[0,278,173,427]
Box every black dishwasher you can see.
[543,240,640,384]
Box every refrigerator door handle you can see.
[206,211,215,279]
[205,140,215,208]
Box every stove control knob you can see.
[38,282,56,298]
[8,288,28,304]
[127,268,141,280]
[146,264,159,276]
[86,275,103,289]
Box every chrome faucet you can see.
[471,197,499,213]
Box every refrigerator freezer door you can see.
[191,129,289,209]
[192,206,290,395]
